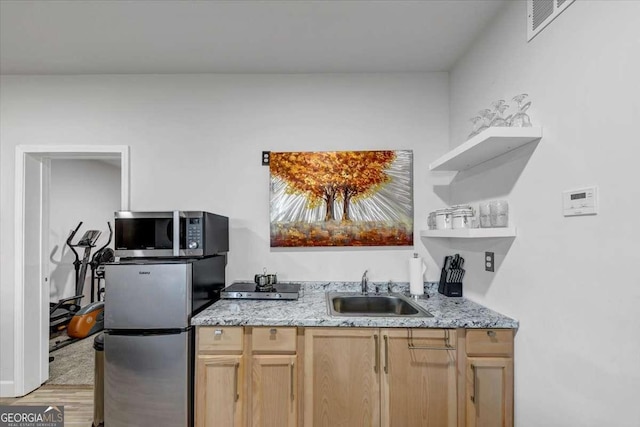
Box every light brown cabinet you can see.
[196,326,300,427]
[195,326,245,427]
[249,327,298,427]
[196,355,244,427]
[304,327,457,427]
[251,355,297,427]
[195,326,514,427]
[381,329,457,427]
[304,328,381,427]
[463,329,514,427]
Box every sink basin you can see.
[326,292,433,317]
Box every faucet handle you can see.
[386,281,393,294]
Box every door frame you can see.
[12,145,129,396]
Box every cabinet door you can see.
[466,357,513,427]
[304,328,380,427]
[251,355,297,427]
[381,329,457,427]
[195,355,244,427]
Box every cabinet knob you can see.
[214,329,223,336]
[487,330,496,338]
[270,328,277,335]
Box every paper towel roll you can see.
[409,255,426,296]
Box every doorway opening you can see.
[13,145,129,397]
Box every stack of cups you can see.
[479,200,509,228]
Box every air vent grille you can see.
[527,0,576,41]
[532,0,553,31]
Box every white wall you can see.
[448,1,640,426]
[0,73,450,388]
[48,159,120,303]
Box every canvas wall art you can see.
[269,150,413,247]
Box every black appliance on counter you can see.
[114,210,228,259]
[221,282,302,300]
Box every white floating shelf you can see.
[420,227,517,239]
[429,127,542,172]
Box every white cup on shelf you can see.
[490,200,509,227]
[479,202,491,228]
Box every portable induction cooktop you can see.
[220,282,302,300]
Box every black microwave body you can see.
[114,211,229,258]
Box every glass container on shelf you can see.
[489,100,510,127]
[510,94,532,127]
[472,109,494,137]
[468,116,483,139]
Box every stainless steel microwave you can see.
[114,211,228,258]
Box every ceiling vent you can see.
[527,0,576,41]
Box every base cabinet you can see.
[304,327,457,427]
[463,329,514,427]
[251,355,297,427]
[195,327,245,427]
[382,329,457,427]
[304,328,380,427]
[466,358,513,427]
[195,326,514,427]
[195,355,244,427]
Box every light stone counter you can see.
[191,281,518,329]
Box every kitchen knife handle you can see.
[383,335,389,374]
[374,334,379,373]
[233,362,240,402]
[470,364,477,403]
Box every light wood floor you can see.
[0,385,94,427]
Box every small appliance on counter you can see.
[438,254,465,297]
[221,281,302,300]
[114,210,228,258]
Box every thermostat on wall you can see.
[563,187,598,216]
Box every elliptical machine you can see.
[50,222,113,352]
[49,222,101,335]
[67,223,113,339]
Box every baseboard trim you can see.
[0,380,15,398]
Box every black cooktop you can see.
[220,282,301,300]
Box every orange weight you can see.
[67,312,96,338]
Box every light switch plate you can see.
[563,186,598,216]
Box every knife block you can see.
[438,267,464,297]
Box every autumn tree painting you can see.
[269,150,413,247]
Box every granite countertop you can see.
[192,281,519,329]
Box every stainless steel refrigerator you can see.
[103,256,225,427]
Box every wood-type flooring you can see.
[0,385,95,427]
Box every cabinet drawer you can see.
[198,326,243,353]
[466,329,513,356]
[251,327,297,353]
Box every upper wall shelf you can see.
[429,127,543,172]
[420,227,517,239]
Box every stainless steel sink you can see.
[326,292,433,317]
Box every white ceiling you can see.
[0,0,507,75]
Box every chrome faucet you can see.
[361,270,369,295]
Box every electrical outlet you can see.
[262,151,270,166]
[485,251,494,272]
